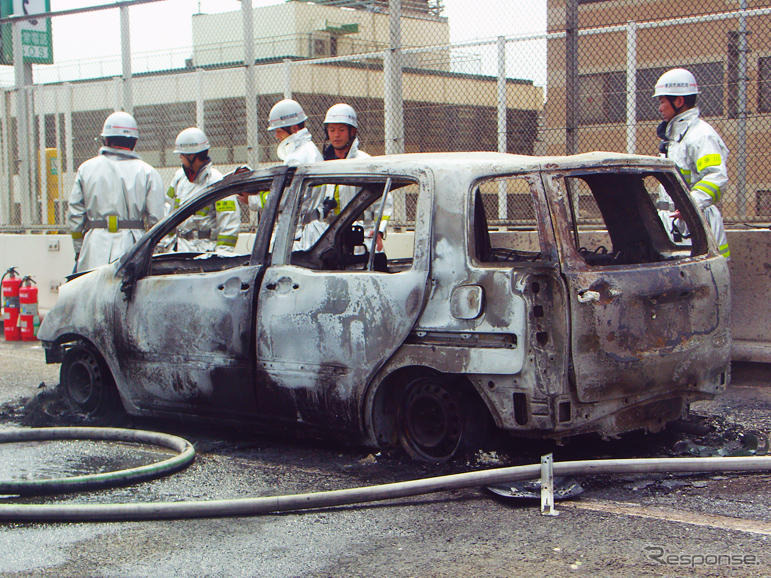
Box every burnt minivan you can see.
[39,152,731,461]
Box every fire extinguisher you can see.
[2,267,22,341]
[19,276,39,342]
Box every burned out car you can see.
[39,152,731,461]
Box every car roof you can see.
[285,151,675,177]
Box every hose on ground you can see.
[0,453,768,522]
[0,427,195,495]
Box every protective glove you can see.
[322,197,338,218]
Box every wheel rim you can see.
[401,379,464,462]
[64,348,104,411]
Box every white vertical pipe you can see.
[120,5,133,113]
[283,59,292,99]
[384,0,404,154]
[113,77,122,112]
[242,0,258,168]
[497,35,507,220]
[54,87,63,217]
[196,68,205,132]
[736,0,748,218]
[625,21,637,154]
[0,89,9,225]
[64,84,73,177]
[38,94,46,224]
[13,20,32,225]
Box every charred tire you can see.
[397,376,486,463]
[60,342,119,417]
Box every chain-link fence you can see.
[0,0,768,232]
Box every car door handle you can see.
[577,289,600,303]
[266,276,299,292]
[218,278,250,296]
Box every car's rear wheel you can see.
[60,342,119,417]
[398,376,484,462]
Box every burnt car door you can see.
[112,167,291,418]
[543,163,731,407]
[254,169,432,431]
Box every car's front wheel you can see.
[397,376,487,462]
[60,342,119,417]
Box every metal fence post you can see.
[0,89,8,225]
[54,87,63,219]
[736,0,748,218]
[196,68,205,132]
[37,93,46,224]
[497,35,508,219]
[242,0,259,168]
[626,21,637,154]
[565,0,578,155]
[283,59,292,99]
[120,4,133,113]
[384,0,404,154]
[63,84,73,178]
[13,20,32,226]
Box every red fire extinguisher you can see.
[19,276,39,342]
[2,267,22,341]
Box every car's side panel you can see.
[255,267,428,430]
[113,265,262,417]
[544,167,732,408]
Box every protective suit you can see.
[277,127,323,166]
[67,146,164,272]
[660,107,730,259]
[164,162,240,253]
[321,137,392,241]
[248,127,323,213]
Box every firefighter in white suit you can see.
[67,111,164,272]
[164,127,240,253]
[654,68,730,259]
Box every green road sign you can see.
[0,0,53,65]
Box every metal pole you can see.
[384,0,404,154]
[13,20,33,226]
[120,4,133,113]
[565,0,578,155]
[736,0,748,219]
[282,59,292,99]
[0,90,9,225]
[54,87,63,220]
[38,93,46,224]
[242,0,259,168]
[196,68,205,132]
[64,84,73,177]
[625,21,637,154]
[113,77,122,112]
[497,35,507,220]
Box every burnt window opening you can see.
[559,170,708,266]
[289,177,418,273]
[471,175,544,264]
[141,178,280,278]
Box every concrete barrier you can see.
[1,229,769,362]
[726,229,771,363]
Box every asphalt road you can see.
[0,338,769,577]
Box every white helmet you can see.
[653,68,699,97]
[101,111,139,139]
[174,127,210,155]
[324,103,358,129]
[267,99,308,131]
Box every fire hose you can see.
[0,426,768,522]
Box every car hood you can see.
[38,263,120,343]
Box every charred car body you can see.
[39,152,731,461]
